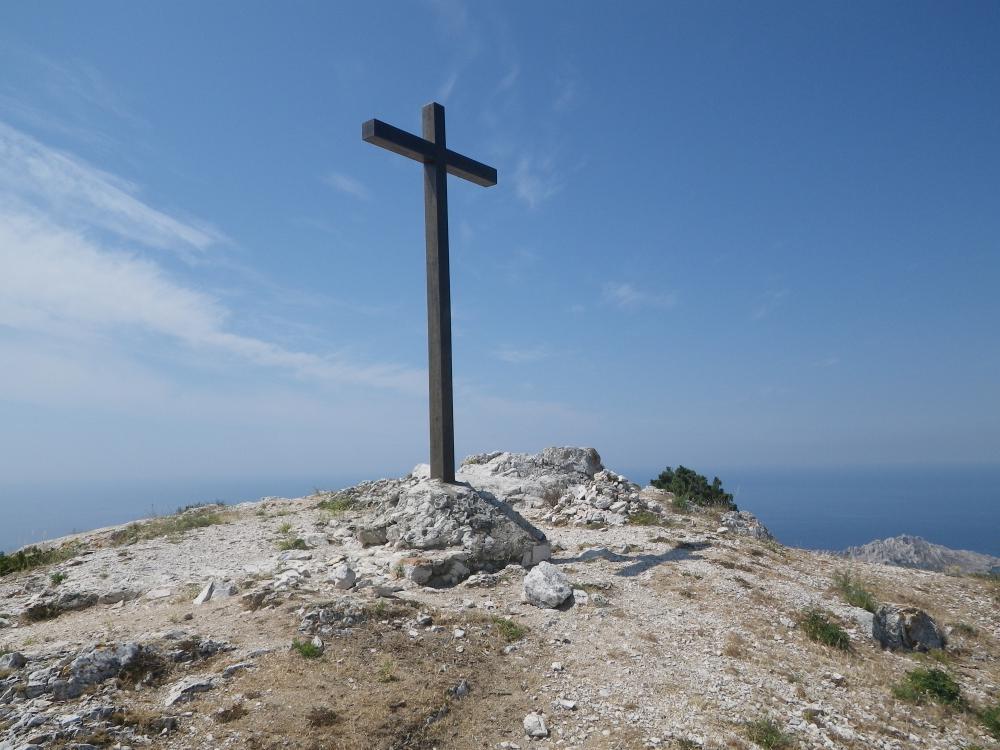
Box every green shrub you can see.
[628,510,666,526]
[978,703,1000,739]
[291,639,323,659]
[650,466,735,509]
[316,494,353,514]
[832,570,878,613]
[49,571,68,586]
[277,537,308,551]
[745,717,793,748]
[799,608,851,650]
[491,616,527,642]
[892,668,961,706]
[0,544,82,578]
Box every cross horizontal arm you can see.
[362,119,434,163]
[444,149,497,187]
[362,118,497,187]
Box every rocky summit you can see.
[0,447,998,750]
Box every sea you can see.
[2,465,998,558]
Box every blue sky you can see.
[0,1,998,486]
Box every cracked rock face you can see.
[720,511,774,541]
[356,479,550,587]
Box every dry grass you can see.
[191,609,550,750]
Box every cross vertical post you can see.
[362,103,497,484]
[422,103,455,483]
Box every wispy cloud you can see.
[513,156,562,209]
[0,120,423,394]
[0,121,222,254]
[602,282,677,311]
[492,345,551,364]
[497,65,519,93]
[752,288,789,320]
[437,70,460,102]
[323,171,371,201]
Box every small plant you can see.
[291,639,323,659]
[49,571,68,586]
[832,569,878,613]
[277,522,293,535]
[892,668,961,706]
[651,465,735,509]
[277,537,308,551]
[671,494,691,513]
[979,703,1000,740]
[745,717,793,748]
[799,608,850,651]
[492,616,527,642]
[316,494,353,514]
[628,510,666,526]
[376,658,397,683]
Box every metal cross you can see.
[362,102,497,483]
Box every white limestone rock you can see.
[523,712,549,738]
[523,561,572,609]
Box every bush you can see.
[0,544,81,578]
[291,639,323,659]
[650,466,735,509]
[892,668,961,705]
[832,570,878,613]
[491,616,527,642]
[628,510,667,526]
[745,717,793,748]
[980,703,1000,740]
[799,608,851,650]
[316,494,353,513]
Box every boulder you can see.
[523,712,549,738]
[193,581,215,605]
[329,564,356,590]
[0,651,26,670]
[719,511,775,541]
[873,604,945,651]
[360,480,549,584]
[523,561,572,609]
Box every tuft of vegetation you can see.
[892,668,962,706]
[109,506,226,546]
[979,703,1000,740]
[291,639,323,659]
[799,608,851,651]
[491,616,527,642]
[651,465,735,509]
[277,536,308,551]
[277,522,293,535]
[316,493,353,514]
[832,569,878,613]
[49,571,68,586]
[628,510,667,526]
[745,717,794,748]
[0,544,82,578]
[376,658,398,683]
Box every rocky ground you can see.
[1,448,998,750]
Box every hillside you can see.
[1,448,998,750]
[842,535,1000,575]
